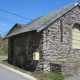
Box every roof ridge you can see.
[5,2,80,38]
[37,2,79,32]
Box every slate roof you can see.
[5,23,24,38]
[5,2,80,38]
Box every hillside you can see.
[0,37,8,54]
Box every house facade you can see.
[5,2,80,72]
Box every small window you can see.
[72,23,80,49]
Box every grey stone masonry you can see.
[50,62,80,75]
[8,31,43,71]
[8,6,80,75]
[42,6,80,72]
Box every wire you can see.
[0,17,27,23]
[0,18,15,24]
[0,17,28,24]
[0,8,33,20]
[0,17,27,24]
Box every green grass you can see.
[34,71,64,80]
[1,60,65,80]
[0,52,8,56]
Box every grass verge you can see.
[33,71,64,80]
[0,52,8,56]
[0,60,65,80]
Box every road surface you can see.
[0,56,30,80]
[64,76,80,80]
[0,64,30,80]
[0,56,37,80]
[0,56,8,61]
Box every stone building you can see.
[5,2,80,72]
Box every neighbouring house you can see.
[5,2,80,72]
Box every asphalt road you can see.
[0,56,34,80]
[0,56,8,61]
[64,76,80,80]
[0,65,30,80]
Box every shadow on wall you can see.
[10,31,43,72]
[15,56,39,72]
[26,60,39,71]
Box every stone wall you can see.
[8,6,80,74]
[50,62,80,75]
[42,6,80,72]
[8,31,43,71]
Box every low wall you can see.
[50,62,80,75]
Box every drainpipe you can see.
[60,19,63,42]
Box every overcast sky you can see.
[0,0,79,37]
